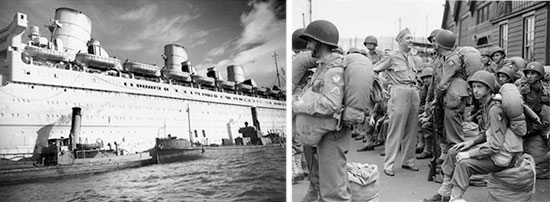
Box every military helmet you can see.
[347,47,361,54]
[300,20,339,48]
[497,65,516,81]
[363,35,378,46]
[505,57,527,71]
[428,29,442,43]
[359,49,368,56]
[419,67,434,79]
[468,70,497,92]
[491,46,506,57]
[292,28,308,51]
[523,61,545,76]
[480,49,492,57]
[435,30,456,50]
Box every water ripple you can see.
[0,146,285,202]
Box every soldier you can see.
[517,61,550,178]
[496,65,517,85]
[480,49,496,73]
[517,61,550,134]
[363,35,385,64]
[294,20,351,201]
[417,67,434,159]
[433,30,469,150]
[490,46,507,72]
[424,70,524,202]
[374,28,420,176]
[291,28,317,188]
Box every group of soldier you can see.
[292,19,549,202]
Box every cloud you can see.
[119,4,158,21]
[110,4,202,52]
[209,0,285,83]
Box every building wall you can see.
[442,0,548,64]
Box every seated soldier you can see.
[424,71,524,202]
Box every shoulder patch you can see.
[332,74,341,83]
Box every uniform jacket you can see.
[367,48,385,65]
[373,49,417,86]
[292,51,317,94]
[468,100,524,166]
[517,79,550,114]
[293,53,345,116]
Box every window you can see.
[476,4,490,24]
[499,23,508,52]
[523,16,535,61]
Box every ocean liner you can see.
[0,8,286,161]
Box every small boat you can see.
[75,52,122,70]
[123,60,161,77]
[150,136,204,164]
[237,83,254,93]
[218,80,236,90]
[162,70,192,82]
[25,45,75,61]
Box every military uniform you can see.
[436,50,469,146]
[374,48,419,173]
[291,50,318,192]
[293,52,351,202]
[367,49,385,65]
[292,51,317,93]
[439,98,523,198]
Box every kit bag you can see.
[339,53,377,126]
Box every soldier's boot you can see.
[423,194,450,202]
[417,136,434,159]
[300,185,320,202]
[416,135,425,153]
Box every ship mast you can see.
[272,52,281,88]
[187,103,193,144]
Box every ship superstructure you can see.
[0,8,286,160]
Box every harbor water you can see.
[0,146,285,202]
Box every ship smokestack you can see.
[69,107,82,151]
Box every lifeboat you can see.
[163,70,192,82]
[237,83,254,93]
[123,60,161,77]
[192,75,215,87]
[218,80,235,91]
[75,53,122,70]
[25,45,75,61]
[270,89,282,97]
[257,87,269,96]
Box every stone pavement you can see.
[292,138,550,202]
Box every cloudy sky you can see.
[292,0,445,50]
[0,0,286,89]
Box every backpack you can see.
[495,83,527,137]
[339,53,377,126]
[456,46,483,78]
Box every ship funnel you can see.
[69,107,82,151]
[206,67,223,80]
[52,7,92,54]
[163,44,189,72]
[227,65,245,83]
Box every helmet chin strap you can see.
[312,42,327,59]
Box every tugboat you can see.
[150,135,204,164]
